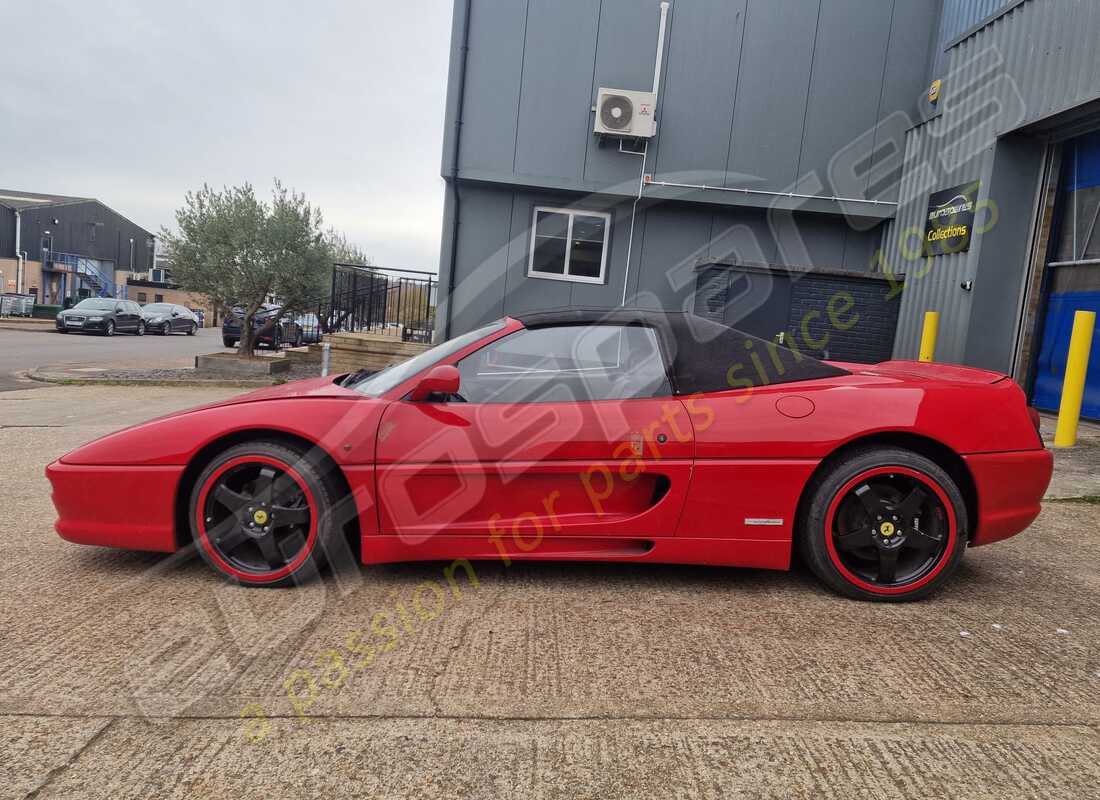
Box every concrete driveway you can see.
[0,328,231,392]
[2,384,1099,798]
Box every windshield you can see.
[347,321,506,397]
[144,304,173,313]
[73,299,116,311]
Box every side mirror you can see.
[409,365,460,402]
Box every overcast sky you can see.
[2,0,454,271]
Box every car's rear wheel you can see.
[223,336,236,348]
[798,447,968,602]
[189,442,341,587]
[187,323,197,336]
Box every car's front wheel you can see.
[136,321,145,336]
[222,336,236,348]
[189,441,342,587]
[798,447,968,602]
[104,321,115,337]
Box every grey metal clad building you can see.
[0,189,156,303]
[438,0,1100,418]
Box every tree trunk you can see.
[239,312,257,356]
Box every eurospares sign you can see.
[924,181,980,256]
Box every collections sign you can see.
[924,181,980,256]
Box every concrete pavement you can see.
[0,328,231,392]
[2,384,1099,798]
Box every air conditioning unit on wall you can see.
[594,88,657,138]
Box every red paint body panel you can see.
[377,460,692,540]
[375,397,696,540]
[47,462,182,552]
[44,318,1053,581]
[677,460,820,548]
[965,449,1054,546]
[60,394,387,467]
[694,372,1040,460]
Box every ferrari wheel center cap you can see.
[879,521,896,537]
[253,509,269,526]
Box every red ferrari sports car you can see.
[47,310,1052,601]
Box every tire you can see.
[223,337,236,348]
[187,323,197,336]
[797,447,968,602]
[104,321,115,337]
[136,321,145,336]
[189,441,344,587]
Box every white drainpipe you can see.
[13,209,22,293]
[653,2,670,97]
[622,1,671,306]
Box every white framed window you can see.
[527,207,611,284]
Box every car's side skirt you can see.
[361,535,791,571]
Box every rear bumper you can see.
[965,449,1054,546]
[46,460,183,552]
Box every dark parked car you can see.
[56,298,145,336]
[141,303,200,336]
[222,304,303,349]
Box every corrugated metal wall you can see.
[887,0,1100,365]
[938,0,1019,46]
[884,115,983,364]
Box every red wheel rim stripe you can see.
[195,454,319,583]
[823,465,957,596]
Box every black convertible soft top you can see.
[514,308,848,396]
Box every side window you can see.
[456,324,671,404]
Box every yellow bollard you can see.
[918,311,940,363]
[1054,309,1096,448]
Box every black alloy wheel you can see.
[189,441,344,586]
[830,471,951,586]
[798,447,968,602]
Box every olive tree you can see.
[163,181,332,355]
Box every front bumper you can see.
[964,449,1054,546]
[46,460,184,552]
[56,319,108,331]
